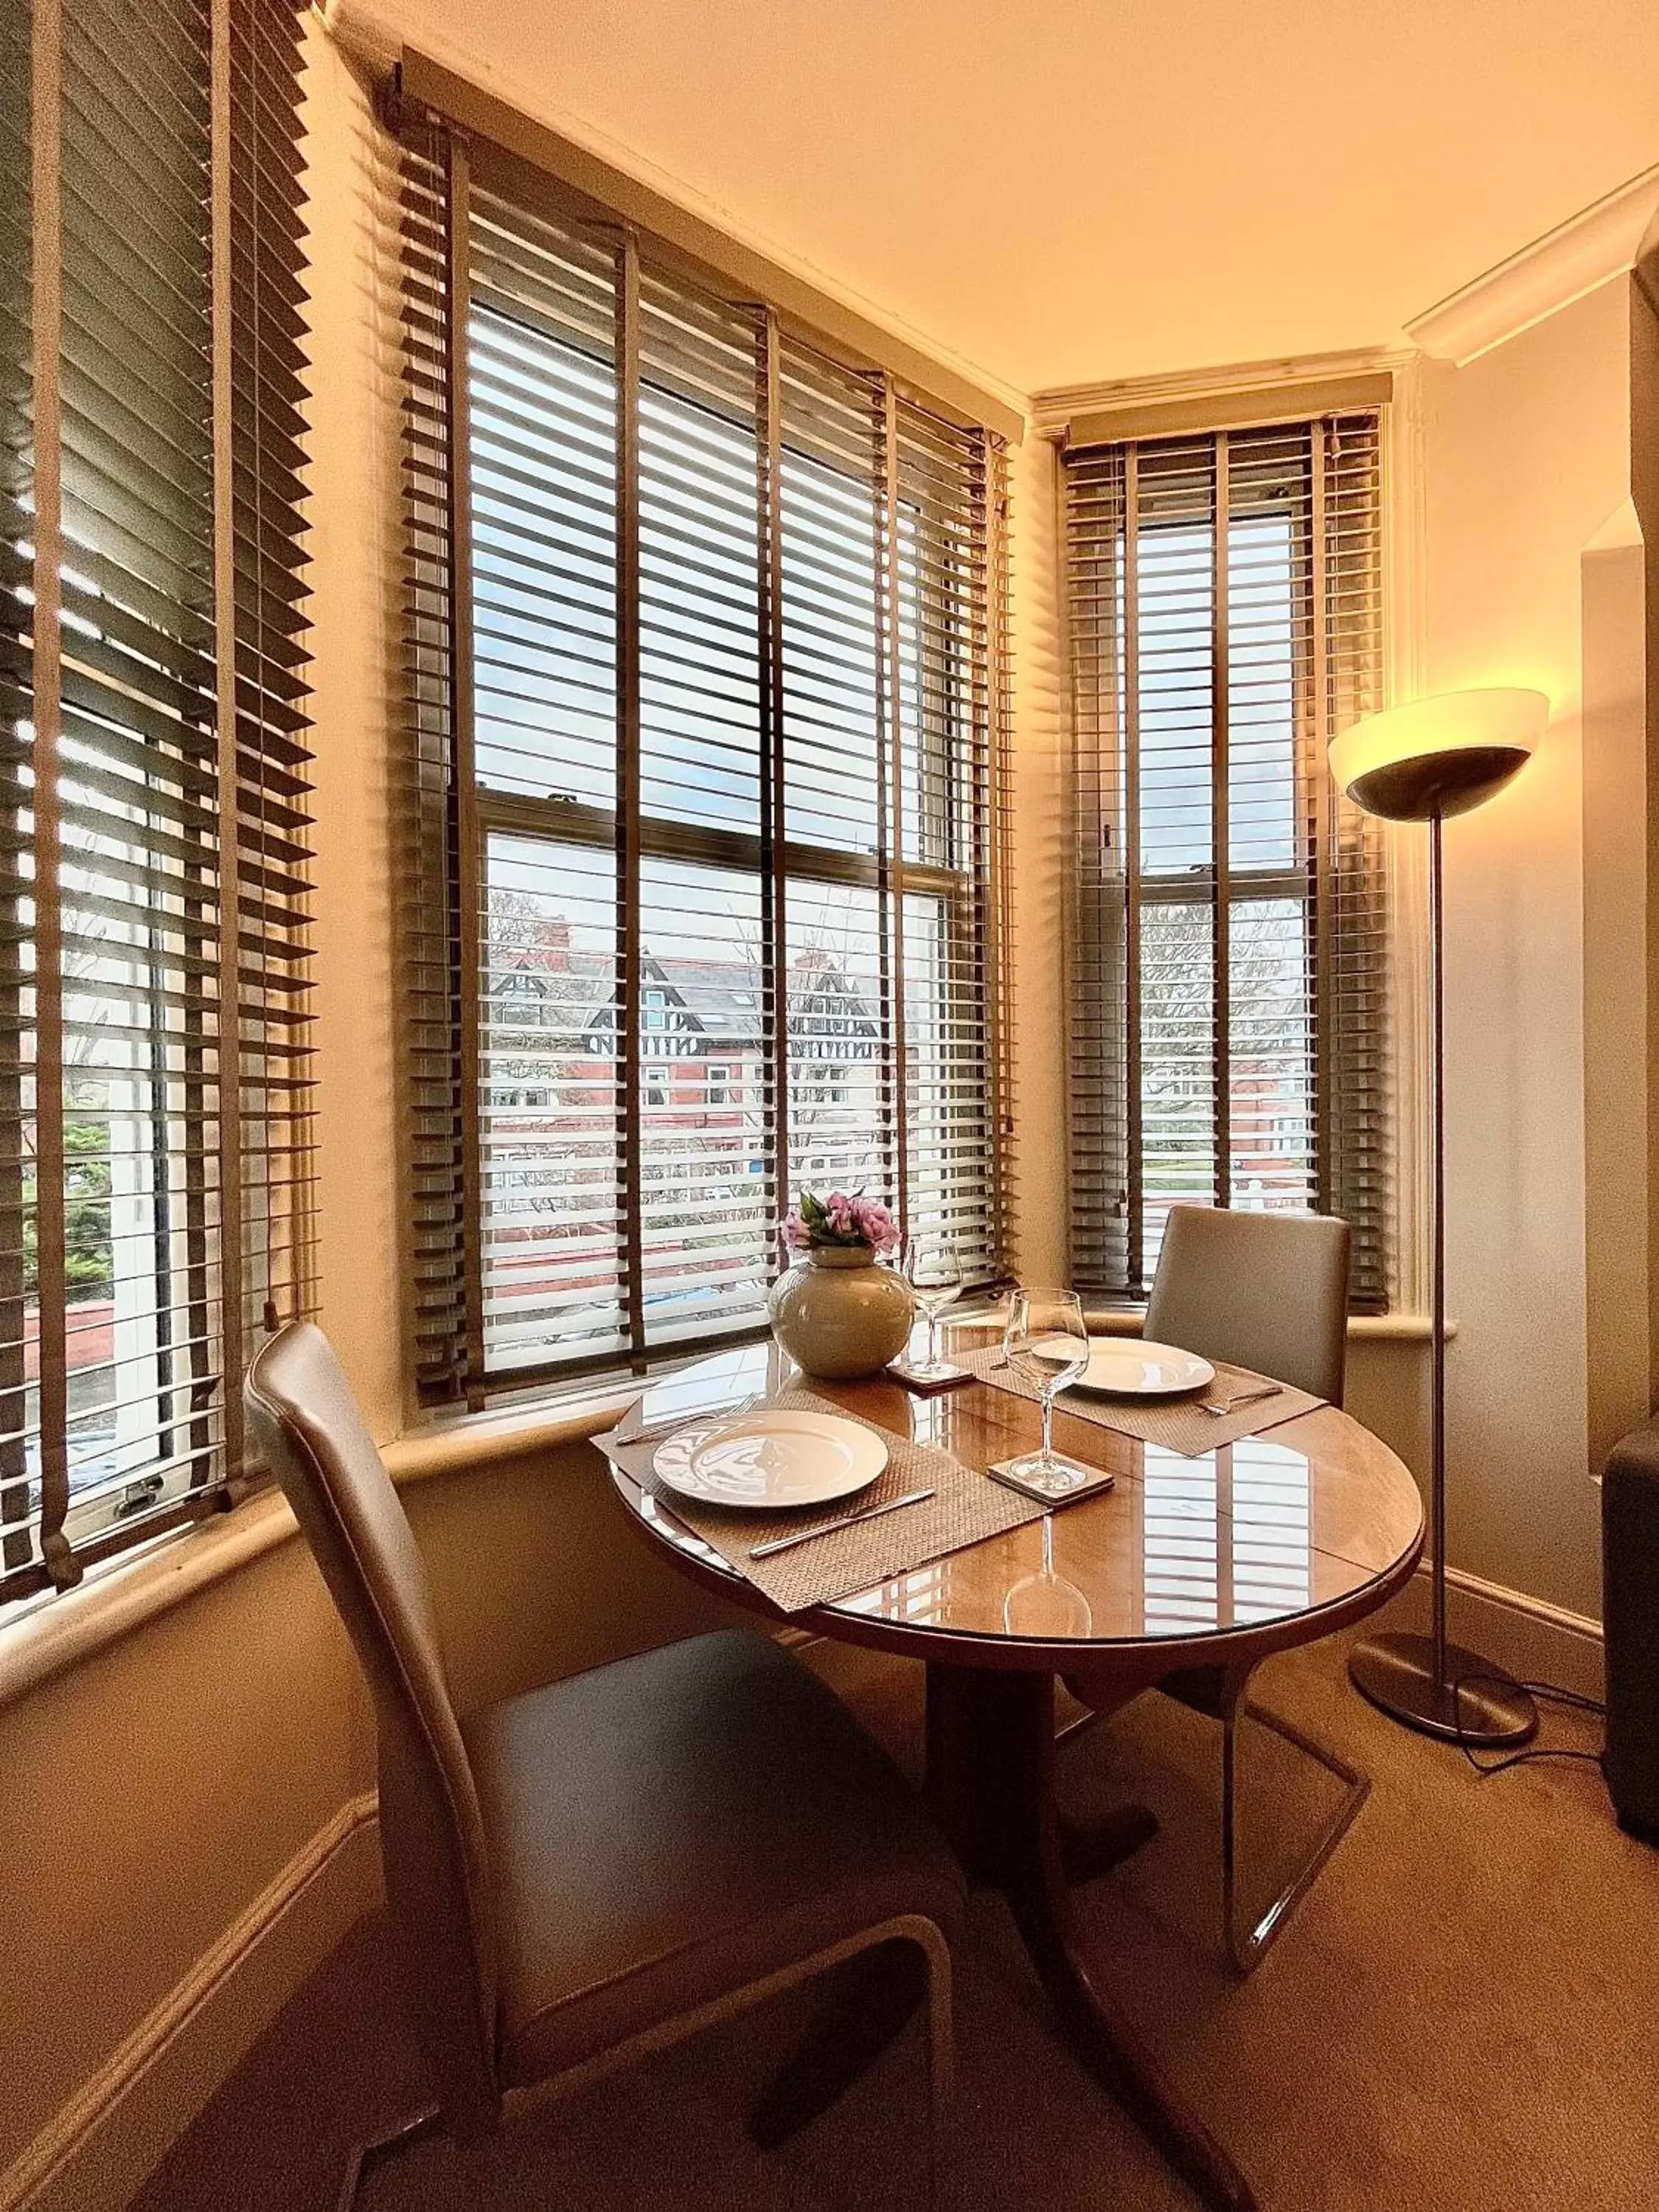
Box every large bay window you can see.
[397,111,1010,1404]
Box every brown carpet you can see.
[131,1630,1659,2212]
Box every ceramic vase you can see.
[767,1246,914,1380]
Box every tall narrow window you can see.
[1064,413,1389,1309]
[398,128,1009,1402]
[0,0,313,1606]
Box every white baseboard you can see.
[3,1792,382,2212]
[1382,1562,1605,1703]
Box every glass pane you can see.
[1228,509,1298,875]
[1138,515,1213,878]
[637,857,771,1346]
[1140,897,1216,1276]
[639,280,762,837]
[903,888,994,1280]
[785,879,887,1203]
[481,835,625,1373]
[780,448,881,854]
[470,307,618,804]
[1229,894,1315,1212]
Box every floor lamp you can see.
[1331,688,1549,1749]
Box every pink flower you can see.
[848,1195,900,1253]
[778,1187,901,1254]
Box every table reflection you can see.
[1139,1439,1314,1635]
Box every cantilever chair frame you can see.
[340,1914,953,2211]
[1072,1203,1365,1975]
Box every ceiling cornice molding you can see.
[1407,161,1659,366]
[1028,345,1412,441]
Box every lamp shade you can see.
[1327,687,1548,822]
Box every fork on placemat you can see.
[1197,1382,1283,1420]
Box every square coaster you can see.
[886,1357,975,1397]
[987,1453,1116,1508]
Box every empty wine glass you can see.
[1004,1286,1095,1495]
[902,1237,961,1380]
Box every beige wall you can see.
[304,26,408,1444]
[1633,256,1659,1388]
[0,1534,366,2187]
[1419,278,1645,1617]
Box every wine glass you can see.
[902,1237,961,1380]
[1004,1287,1093,1495]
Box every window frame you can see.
[1061,411,1392,1313]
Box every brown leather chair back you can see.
[245,1323,499,2131]
[1144,1205,1350,1405]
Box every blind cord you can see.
[1450,1672,1606,1778]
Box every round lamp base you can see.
[1349,1632,1539,1748]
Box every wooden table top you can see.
[599,1324,1425,1679]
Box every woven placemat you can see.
[959,1348,1324,1459]
[601,1385,1046,1615]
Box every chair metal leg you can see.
[1222,1700,1370,1975]
[341,1924,950,2209]
[335,2104,443,2212]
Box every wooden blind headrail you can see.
[1064,372,1394,451]
[390,46,1025,449]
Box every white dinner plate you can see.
[1069,1339,1216,1398]
[653,1409,888,1510]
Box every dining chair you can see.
[246,1323,964,2208]
[1068,1204,1366,1972]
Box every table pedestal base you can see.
[925,1662,1257,2212]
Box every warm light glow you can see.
[1328,687,1549,821]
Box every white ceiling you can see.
[364,0,1659,400]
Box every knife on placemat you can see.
[748,1486,935,1560]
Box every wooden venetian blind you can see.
[1064,412,1390,1310]
[0,0,312,1605]
[396,113,1010,1405]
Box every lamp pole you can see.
[1347,797,1537,1747]
[1429,804,1448,1697]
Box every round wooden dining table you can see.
[598,1326,1424,2212]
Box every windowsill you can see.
[0,1385,646,1717]
[1085,1306,1450,1343]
